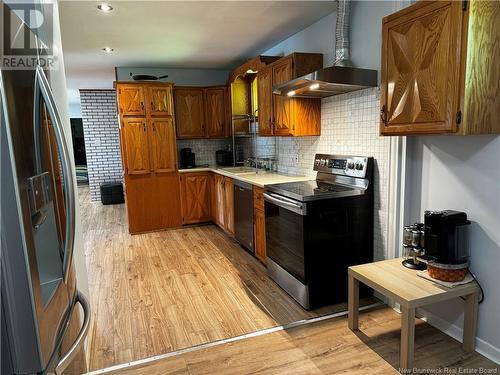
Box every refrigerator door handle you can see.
[54,291,91,375]
[34,66,76,283]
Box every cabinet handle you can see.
[151,101,154,111]
[380,105,388,125]
[143,125,147,132]
[141,102,144,111]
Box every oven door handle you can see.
[263,193,306,216]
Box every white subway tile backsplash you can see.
[255,87,391,260]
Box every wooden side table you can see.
[348,258,480,371]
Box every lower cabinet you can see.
[125,172,182,234]
[212,174,234,235]
[179,172,212,224]
[223,177,234,235]
[253,186,266,264]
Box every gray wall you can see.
[262,1,396,71]
[405,135,500,362]
[115,67,230,86]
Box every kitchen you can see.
[1,1,499,374]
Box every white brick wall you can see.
[80,90,123,201]
[256,87,391,260]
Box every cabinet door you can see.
[254,208,266,264]
[272,57,294,136]
[380,1,465,135]
[122,118,151,174]
[180,173,212,224]
[147,85,173,116]
[257,68,274,136]
[174,88,206,138]
[205,87,228,138]
[149,117,176,173]
[118,85,146,116]
[224,177,234,235]
[214,174,225,228]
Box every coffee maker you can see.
[180,148,196,169]
[424,210,471,264]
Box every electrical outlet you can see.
[293,154,299,164]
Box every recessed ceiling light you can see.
[97,4,113,12]
[309,83,320,90]
[102,47,114,53]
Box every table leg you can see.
[348,274,359,331]
[463,291,479,352]
[400,305,415,371]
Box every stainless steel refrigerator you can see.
[1,4,90,374]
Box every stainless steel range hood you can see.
[273,0,378,98]
[272,66,377,98]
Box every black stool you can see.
[100,182,124,205]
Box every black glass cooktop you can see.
[266,180,361,202]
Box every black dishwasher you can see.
[234,179,254,253]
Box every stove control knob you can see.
[315,159,321,165]
[355,163,364,170]
[321,159,327,166]
[347,162,354,169]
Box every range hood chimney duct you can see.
[334,0,352,67]
[271,0,377,98]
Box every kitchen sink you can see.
[219,166,258,175]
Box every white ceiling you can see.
[59,1,336,108]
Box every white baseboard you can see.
[416,308,500,365]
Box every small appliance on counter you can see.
[216,149,233,166]
[402,210,472,282]
[424,210,471,282]
[180,148,196,169]
[402,222,426,270]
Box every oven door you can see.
[264,192,307,283]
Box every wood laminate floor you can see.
[79,186,376,371]
[102,307,498,375]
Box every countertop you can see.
[178,166,311,188]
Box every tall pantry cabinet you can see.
[116,82,181,233]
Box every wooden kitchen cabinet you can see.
[174,86,230,139]
[214,174,226,228]
[224,177,234,235]
[147,85,173,116]
[174,87,206,139]
[212,174,234,235]
[149,117,177,173]
[257,53,323,137]
[253,186,266,264]
[116,81,181,234]
[205,87,229,138]
[179,172,212,224]
[117,85,146,116]
[257,67,273,136]
[380,0,500,135]
[122,117,150,175]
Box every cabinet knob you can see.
[380,105,388,125]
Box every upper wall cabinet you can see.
[118,85,146,116]
[147,85,173,116]
[174,87,206,139]
[118,83,174,118]
[380,0,500,136]
[174,86,230,139]
[205,87,229,138]
[257,53,323,137]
